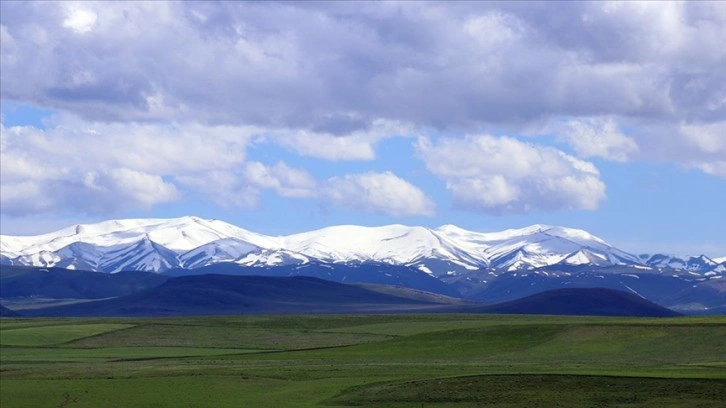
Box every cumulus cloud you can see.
[2,2,723,129]
[680,121,726,155]
[62,4,97,34]
[0,115,256,215]
[276,119,413,161]
[180,165,434,217]
[280,132,377,161]
[99,168,178,207]
[678,121,726,178]
[628,120,726,178]
[0,113,434,218]
[561,117,639,162]
[323,171,435,217]
[243,161,317,198]
[0,168,178,216]
[416,135,606,214]
[176,171,260,209]
[692,161,726,178]
[1,1,725,224]
[0,116,258,176]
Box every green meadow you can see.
[1,314,725,407]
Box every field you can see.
[1,314,725,407]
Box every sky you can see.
[1,1,725,257]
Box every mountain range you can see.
[1,216,724,313]
[10,274,677,318]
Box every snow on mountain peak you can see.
[435,224,471,234]
[1,217,717,275]
[0,216,276,256]
[282,224,457,264]
[539,226,609,247]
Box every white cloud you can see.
[105,168,179,207]
[0,116,258,177]
[277,119,412,161]
[177,162,318,210]
[416,135,606,214]
[243,161,317,198]
[0,169,178,217]
[2,0,726,225]
[562,117,639,162]
[464,11,526,48]
[4,2,722,130]
[0,180,50,215]
[62,5,97,34]
[181,165,435,217]
[279,132,377,161]
[176,171,260,209]
[0,115,257,216]
[692,161,726,178]
[323,171,435,217]
[626,120,726,178]
[680,121,726,155]
[1,2,723,180]
[0,114,435,217]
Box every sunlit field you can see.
[1,314,725,407]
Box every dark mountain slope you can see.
[0,265,168,299]
[24,274,680,318]
[0,304,22,317]
[25,274,447,317]
[165,261,461,297]
[463,287,680,317]
[458,268,725,313]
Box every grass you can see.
[0,323,133,346]
[328,375,726,407]
[1,314,725,407]
[1,346,265,363]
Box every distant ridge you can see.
[20,275,679,318]
[0,304,22,317]
[0,265,168,299]
[476,288,681,317]
[22,274,449,317]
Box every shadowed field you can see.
[1,314,725,407]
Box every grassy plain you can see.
[1,314,725,407]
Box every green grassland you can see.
[1,314,725,407]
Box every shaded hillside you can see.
[25,274,448,317]
[166,261,460,297]
[23,275,681,318]
[0,304,22,317]
[0,266,168,299]
[457,269,725,313]
[466,287,680,317]
[354,283,471,305]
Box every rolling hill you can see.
[20,275,450,317]
[472,287,681,317]
[19,274,679,318]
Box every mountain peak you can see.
[436,224,469,233]
[523,223,554,232]
[1,217,722,277]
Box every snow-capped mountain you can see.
[0,217,278,272]
[179,238,259,269]
[1,216,723,277]
[639,254,725,275]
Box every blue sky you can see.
[1,1,725,257]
